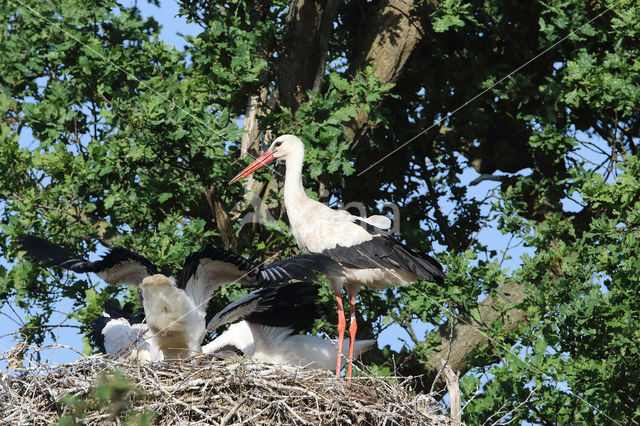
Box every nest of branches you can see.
[1,349,451,425]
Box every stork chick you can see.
[139,274,204,360]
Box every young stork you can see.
[18,235,340,360]
[89,298,155,362]
[90,284,338,365]
[229,134,446,379]
[203,284,376,370]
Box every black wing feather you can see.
[244,282,326,333]
[18,235,94,271]
[324,218,446,284]
[207,282,324,333]
[255,254,343,284]
[18,235,161,282]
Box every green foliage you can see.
[271,66,394,184]
[1,0,247,349]
[460,153,640,424]
[2,0,640,423]
[431,0,475,33]
[58,370,154,425]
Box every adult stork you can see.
[229,134,446,379]
[18,235,340,360]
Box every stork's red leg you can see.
[335,292,346,377]
[346,291,357,381]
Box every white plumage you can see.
[19,235,350,368]
[139,274,205,360]
[202,320,376,371]
[18,235,340,363]
[100,318,155,362]
[88,298,158,362]
[229,134,446,379]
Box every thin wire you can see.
[357,0,626,176]
[7,0,628,421]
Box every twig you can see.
[444,365,461,426]
[490,386,538,426]
[1,351,450,425]
[429,318,455,394]
[220,397,246,426]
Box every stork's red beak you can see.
[228,151,277,184]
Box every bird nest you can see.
[1,349,451,425]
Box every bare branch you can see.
[444,365,461,426]
[470,174,507,186]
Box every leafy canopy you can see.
[1,0,639,423]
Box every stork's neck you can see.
[283,149,309,209]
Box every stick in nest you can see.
[1,346,453,425]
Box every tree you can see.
[1,0,639,423]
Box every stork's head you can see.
[267,134,304,160]
[140,274,174,289]
[229,135,304,184]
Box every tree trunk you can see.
[424,281,528,389]
[344,0,436,145]
[279,0,340,112]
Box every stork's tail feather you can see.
[351,339,377,357]
[329,219,446,284]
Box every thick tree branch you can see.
[279,0,338,112]
[240,93,264,159]
[423,281,528,388]
[344,0,436,144]
[235,89,270,219]
[312,0,340,92]
[202,185,238,252]
[241,2,272,159]
[235,3,276,218]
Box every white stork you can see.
[18,235,340,360]
[229,134,446,379]
[204,280,375,370]
[89,298,155,362]
[89,283,353,366]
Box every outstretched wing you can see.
[206,282,324,333]
[17,235,160,286]
[178,244,340,308]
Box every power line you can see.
[357,0,626,176]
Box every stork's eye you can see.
[273,140,283,148]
